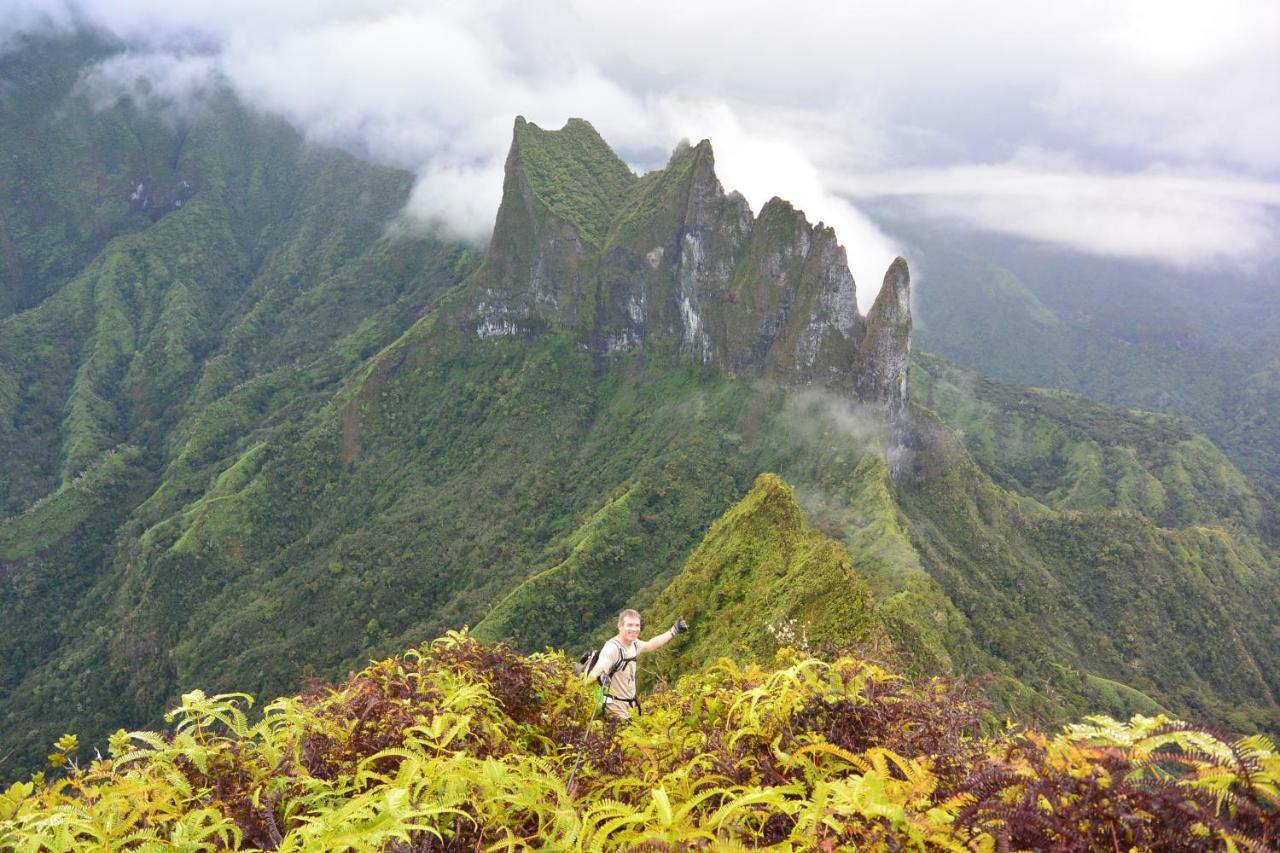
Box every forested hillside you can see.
[0,31,480,771]
[2,30,1278,780]
[902,224,1280,484]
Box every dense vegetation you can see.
[3,633,1277,850]
[902,360,1280,730]
[3,29,1279,792]
[643,472,885,669]
[0,31,479,771]
[511,117,637,249]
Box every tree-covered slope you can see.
[0,31,479,771]
[3,271,1274,775]
[3,30,1279,786]
[0,31,172,321]
[0,31,477,513]
[644,473,885,669]
[880,357,1278,729]
[57,302,1269,759]
[913,353,1264,530]
[904,227,1280,484]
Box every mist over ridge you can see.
[5,1,1278,291]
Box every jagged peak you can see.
[856,257,912,424]
[661,138,718,194]
[758,196,799,219]
[736,472,805,520]
[756,196,821,238]
[474,117,909,413]
[602,135,737,249]
[657,138,719,194]
[749,197,811,261]
[647,470,885,668]
[751,197,841,250]
[504,115,636,247]
[669,473,806,557]
[866,257,911,325]
[667,137,715,161]
[511,115,612,147]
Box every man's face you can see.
[619,616,642,644]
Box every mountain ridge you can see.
[463,117,910,414]
[2,35,1279,777]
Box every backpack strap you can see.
[605,638,636,675]
[600,639,643,716]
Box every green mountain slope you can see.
[0,32,479,770]
[880,357,1276,724]
[914,353,1262,529]
[0,35,476,513]
[644,472,886,668]
[2,33,1278,778]
[0,31,170,320]
[904,227,1280,484]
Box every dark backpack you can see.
[574,648,600,677]
[574,640,630,683]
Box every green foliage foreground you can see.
[3,633,1277,851]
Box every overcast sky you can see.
[5,0,1279,304]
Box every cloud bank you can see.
[840,158,1280,268]
[6,0,1279,298]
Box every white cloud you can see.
[78,50,221,117]
[838,160,1280,267]
[7,0,1278,287]
[1044,1,1280,173]
[402,160,505,241]
[1097,0,1272,74]
[658,99,903,305]
[0,0,74,49]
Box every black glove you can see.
[671,617,689,635]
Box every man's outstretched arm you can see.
[637,618,688,653]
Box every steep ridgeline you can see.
[644,473,887,670]
[463,118,910,416]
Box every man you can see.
[585,609,688,719]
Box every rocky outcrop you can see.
[468,117,632,336]
[464,117,911,415]
[855,257,911,420]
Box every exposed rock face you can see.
[855,257,912,421]
[465,117,911,414]
[469,117,626,336]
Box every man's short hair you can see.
[617,608,642,626]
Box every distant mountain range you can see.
[2,30,1277,775]
[893,218,1280,486]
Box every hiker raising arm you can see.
[585,608,688,719]
[636,621,683,653]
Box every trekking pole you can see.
[566,691,604,794]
